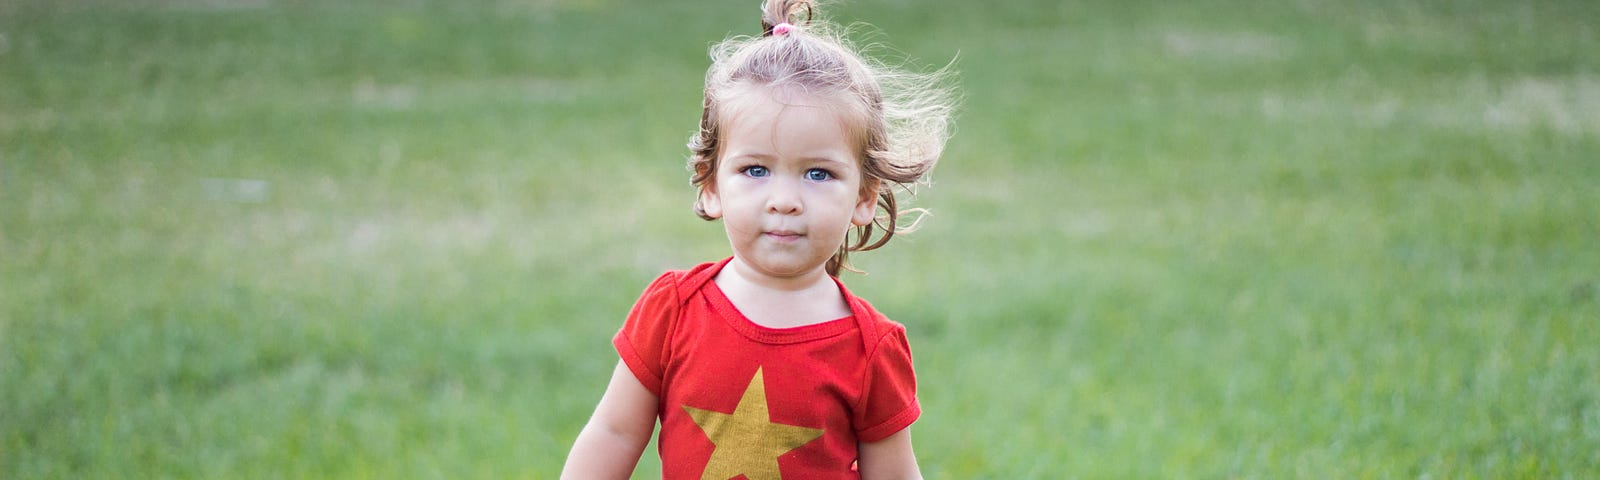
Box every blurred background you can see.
[2,0,1597,477]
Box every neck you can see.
[724,256,830,292]
[715,257,852,328]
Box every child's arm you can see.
[560,361,658,479]
[857,427,923,479]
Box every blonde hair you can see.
[688,0,956,276]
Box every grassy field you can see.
[3,0,1598,477]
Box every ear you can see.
[850,179,879,227]
[698,186,724,220]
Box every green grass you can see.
[4,0,1598,477]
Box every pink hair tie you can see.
[772,22,795,36]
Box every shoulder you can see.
[633,259,725,311]
[838,284,911,355]
[614,259,729,395]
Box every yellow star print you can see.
[681,367,825,480]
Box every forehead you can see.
[718,84,869,146]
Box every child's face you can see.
[699,88,876,281]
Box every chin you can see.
[742,255,829,278]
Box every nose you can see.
[765,178,803,215]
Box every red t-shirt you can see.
[613,258,920,479]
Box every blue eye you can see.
[805,169,833,182]
[742,166,769,178]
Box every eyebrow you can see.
[726,152,853,167]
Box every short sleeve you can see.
[612,271,681,397]
[854,326,921,442]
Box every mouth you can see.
[763,230,804,242]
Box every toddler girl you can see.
[562,0,953,477]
